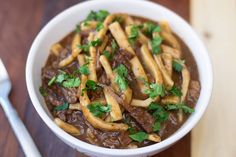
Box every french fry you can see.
[130,97,158,108]
[140,44,163,84]
[81,106,128,131]
[161,44,181,59]
[104,87,122,121]
[161,95,180,105]
[161,53,173,77]
[54,118,80,136]
[154,55,174,89]
[109,22,135,55]
[50,43,63,56]
[161,31,181,50]
[71,33,81,57]
[88,33,97,82]
[148,133,161,142]
[80,21,98,31]
[130,56,149,94]
[58,55,74,67]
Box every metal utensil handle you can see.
[0,97,41,157]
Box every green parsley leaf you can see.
[87,102,111,118]
[129,132,148,142]
[143,22,161,36]
[114,64,128,77]
[95,10,109,21]
[128,25,139,45]
[86,11,97,21]
[90,38,102,47]
[148,102,161,111]
[39,86,47,96]
[173,59,185,72]
[148,103,169,132]
[165,103,195,114]
[86,10,109,22]
[79,64,90,75]
[54,102,69,111]
[62,78,80,88]
[103,50,112,60]
[114,64,129,91]
[151,36,162,54]
[170,86,182,97]
[85,80,99,91]
[78,44,90,52]
[111,39,118,53]
[148,103,169,122]
[144,83,165,99]
[75,24,81,33]
[48,76,56,86]
[56,71,68,83]
[96,22,104,31]
[114,75,128,91]
[153,109,169,122]
[153,121,161,132]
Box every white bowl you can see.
[26,0,213,156]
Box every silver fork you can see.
[0,59,41,157]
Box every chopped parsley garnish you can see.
[86,10,109,22]
[48,76,56,86]
[62,78,81,88]
[170,86,182,97]
[90,38,102,47]
[151,36,162,54]
[47,71,81,88]
[143,22,161,36]
[78,39,102,53]
[152,121,161,132]
[111,39,118,53]
[103,50,112,60]
[129,132,148,142]
[114,64,129,91]
[39,86,47,96]
[144,83,165,99]
[54,102,69,111]
[83,80,100,92]
[75,24,81,33]
[148,103,169,122]
[87,102,111,118]
[79,63,90,75]
[78,44,90,52]
[96,22,104,31]
[128,25,139,45]
[148,103,169,132]
[165,103,195,114]
[173,59,185,72]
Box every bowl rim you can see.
[26,0,213,156]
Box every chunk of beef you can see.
[61,87,78,104]
[106,87,155,133]
[118,131,132,147]
[187,80,200,106]
[42,66,57,80]
[112,49,135,81]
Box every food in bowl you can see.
[39,10,200,149]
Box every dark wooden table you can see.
[0,0,190,156]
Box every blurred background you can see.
[0,0,235,157]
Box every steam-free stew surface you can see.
[40,11,200,149]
